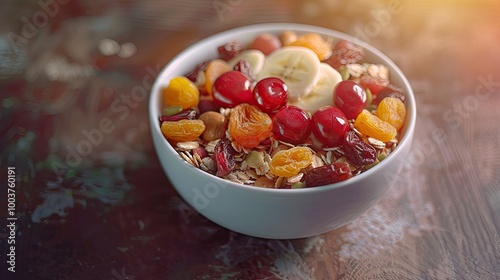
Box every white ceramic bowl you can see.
[149,23,416,239]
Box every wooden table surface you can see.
[1,0,499,279]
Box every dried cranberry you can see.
[213,139,236,177]
[233,59,255,82]
[159,109,197,123]
[342,130,377,166]
[304,163,353,188]
[185,60,210,82]
[218,41,244,61]
[325,40,364,69]
[374,84,406,104]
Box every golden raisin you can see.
[354,109,397,142]
[229,104,272,149]
[161,119,205,142]
[270,147,313,177]
[162,76,200,109]
[377,97,406,130]
[289,33,332,61]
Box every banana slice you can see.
[288,63,342,114]
[257,46,321,101]
[227,49,266,75]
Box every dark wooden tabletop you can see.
[1,0,499,279]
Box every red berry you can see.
[334,80,367,119]
[253,77,288,113]
[311,106,349,147]
[304,163,353,188]
[272,106,311,145]
[325,40,364,69]
[374,84,406,104]
[213,139,236,177]
[342,130,377,166]
[218,41,244,61]
[213,71,254,108]
[359,75,389,97]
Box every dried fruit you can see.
[289,33,332,61]
[218,41,244,60]
[354,109,397,142]
[161,119,205,142]
[213,139,236,177]
[304,162,353,188]
[377,97,406,130]
[342,130,377,166]
[162,76,200,109]
[229,104,272,149]
[160,109,197,123]
[185,60,210,82]
[325,40,364,68]
[233,59,256,81]
[269,147,313,177]
[375,84,406,104]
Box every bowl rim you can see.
[149,23,417,195]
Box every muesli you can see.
[159,31,406,188]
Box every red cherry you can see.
[253,77,288,113]
[311,106,349,147]
[212,71,254,108]
[334,80,367,119]
[272,106,311,145]
[359,75,389,97]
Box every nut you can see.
[198,111,227,141]
[280,30,298,46]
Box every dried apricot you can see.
[162,76,200,109]
[229,103,272,149]
[204,59,231,96]
[289,33,332,61]
[270,147,313,177]
[377,97,406,130]
[161,119,205,142]
[354,109,397,142]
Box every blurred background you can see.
[1,0,500,279]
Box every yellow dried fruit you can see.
[354,109,397,142]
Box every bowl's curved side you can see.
[149,23,416,239]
